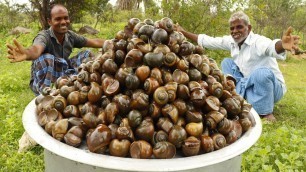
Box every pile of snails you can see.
[35,17,256,159]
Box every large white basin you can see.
[23,99,262,172]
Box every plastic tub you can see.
[23,99,262,172]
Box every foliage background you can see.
[0,0,305,171]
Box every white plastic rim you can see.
[23,99,262,172]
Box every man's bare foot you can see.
[260,114,276,122]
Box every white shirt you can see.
[197,31,287,93]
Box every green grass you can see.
[0,30,305,172]
[241,59,306,171]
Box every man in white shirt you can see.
[175,11,300,121]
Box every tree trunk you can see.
[30,0,50,30]
[116,0,138,10]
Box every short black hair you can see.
[47,3,67,20]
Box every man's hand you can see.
[282,27,300,53]
[6,39,27,63]
[174,23,185,33]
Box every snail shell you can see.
[138,25,155,43]
[168,125,187,148]
[125,74,140,90]
[217,118,234,135]
[88,82,103,103]
[64,126,83,147]
[127,18,141,30]
[159,17,174,33]
[164,52,178,67]
[204,96,221,112]
[209,81,223,98]
[125,49,143,68]
[38,109,60,127]
[172,99,187,116]
[188,68,202,81]
[172,69,189,85]
[200,128,214,153]
[148,101,162,119]
[135,120,155,142]
[144,77,160,95]
[153,141,176,159]
[190,89,206,107]
[179,41,195,56]
[127,110,142,128]
[130,140,153,159]
[102,59,118,75]
[87,124,112,153]
[83,112,98,129]
[130,91,149,110]
[113,94,131,115]
[182,136,201,157]
[60,85,76,98]
[161,69,174,84]
[52,119,69,141]
[63,105,80,118]
[133,22,146,35]
[162,104,179,124]
[239,117,252,132]
[53,95,67,113]
[115,67,133,86]
[151,28,168,44]
[188,54,203,68]
[144,18,154,25]
[176,58,189,71]
[185,122,203,137]
[109,139,131,157]
[153,87,169,105]
[211,133,227,150]
[105,102,119,124]
[143,52,164,68]
[164,82,178,102]
[116,126,135,142]
[186,111,203,123]
[177,84,190,100]
[205,111,225,129]
[151,130,169,146]
[67,91,80,105]
[223,97,242,119]
[156,117,174,134]
[150,68,163,85]
[135,65,150,83]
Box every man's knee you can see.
[221,58,233,67]
[33,54,56,66]
[251,67,274,83]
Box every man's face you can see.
[48,6,70,35]
[230,19,250,44]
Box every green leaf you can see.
[281,153,289,159]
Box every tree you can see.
[248,0,305,38]
[88,0,111,28]
[29,0,109,30]
[142,0,159,17]
[29,0,49,30]
[115,0,138,10]
[0,0,33,31]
